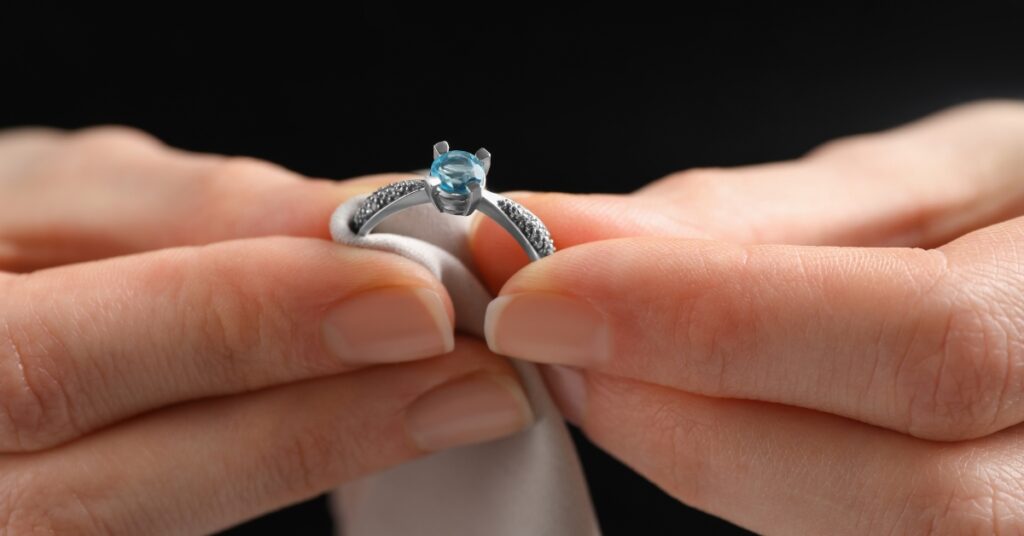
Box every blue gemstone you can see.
[430,150,485,195]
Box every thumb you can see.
[469,191,705,292]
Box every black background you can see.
[3,9,1023,535]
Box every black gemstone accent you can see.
[496,198,555,257]
[350,180,426,232]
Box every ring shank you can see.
[354,188,432,237]
[477,190,554,261]
[352,179,554,261]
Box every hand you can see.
[473,101,1024,533]
[0,127,533,534]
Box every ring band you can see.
[349,141,555,261]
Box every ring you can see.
[349,141,555,261]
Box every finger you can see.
[0,127,64,180]
[486,217,1024,441]
[1,338,534,535]
[0,237,455,452]
[470,100,1024,290]
[638,100,1024,247]
[469,191,703,291]
[544,369,1022,534]
[0,125,402,271]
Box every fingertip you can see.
[470,192,684,292]
[483,295,511,354]
[202,237,458,329]
[469,214,532,293]
[539,364,586,426]
[468,192,582,293]
[337,244,458,327]
[404,370,535,452]
[321,286,455,366]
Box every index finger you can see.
[485,215,1024,441]
[0,125,404,271]
[469,100,1024,291]
[0,236,455,452]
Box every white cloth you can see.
[328,195,601,536]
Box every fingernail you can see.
[405,372,534,451]
[539,365,587,425]
[485,293,610,366]
[322,287,454,365]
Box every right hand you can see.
[0,126,533,534]
[473,101,1024,533]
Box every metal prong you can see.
[423,176,445,212]
[465,181,483,215]
[433,141,450,159]
[475,148,491,173]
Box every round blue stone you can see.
[430,150,485,195]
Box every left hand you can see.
[0,126,533,534]
[471,100,1024,534]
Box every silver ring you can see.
[349,141,555,261]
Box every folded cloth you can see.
[329,195,600,536]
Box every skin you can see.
[472,100,1024,533]
[7,100,1024,534]
[0,126,530,534]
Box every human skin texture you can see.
[0,127,534,534]
[474,101,1024,534]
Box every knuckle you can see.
[65,124,162,152]
[271,425,344,495]
[672,291,748,394]
[192,157,301,217]
[945,99,1024,122]
[14,126,164,194]
[199,155,297,189]
[48,125,165,179]
[899,294,1018,440]
[893,487,997,534]
[0,481,53,535]
[892,453,1024,534]
[803,131,883,161]
[586,374,716,506]
[265,390,399,497]
[177,256,267,383]
[648,170,764,240]
[0,470,111,535]
[655,168,732,200]
[0,295,81,451]
[661,246,756,395]
[654,405,715,507]
[175,243,306,383]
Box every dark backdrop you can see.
[3,10,1023,535]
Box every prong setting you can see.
[465,181,483,215]
[475,148,491,173]
[433,141,450,159]
[426,179,483,216]
[426,142,488,215]
[350,141,553,259]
